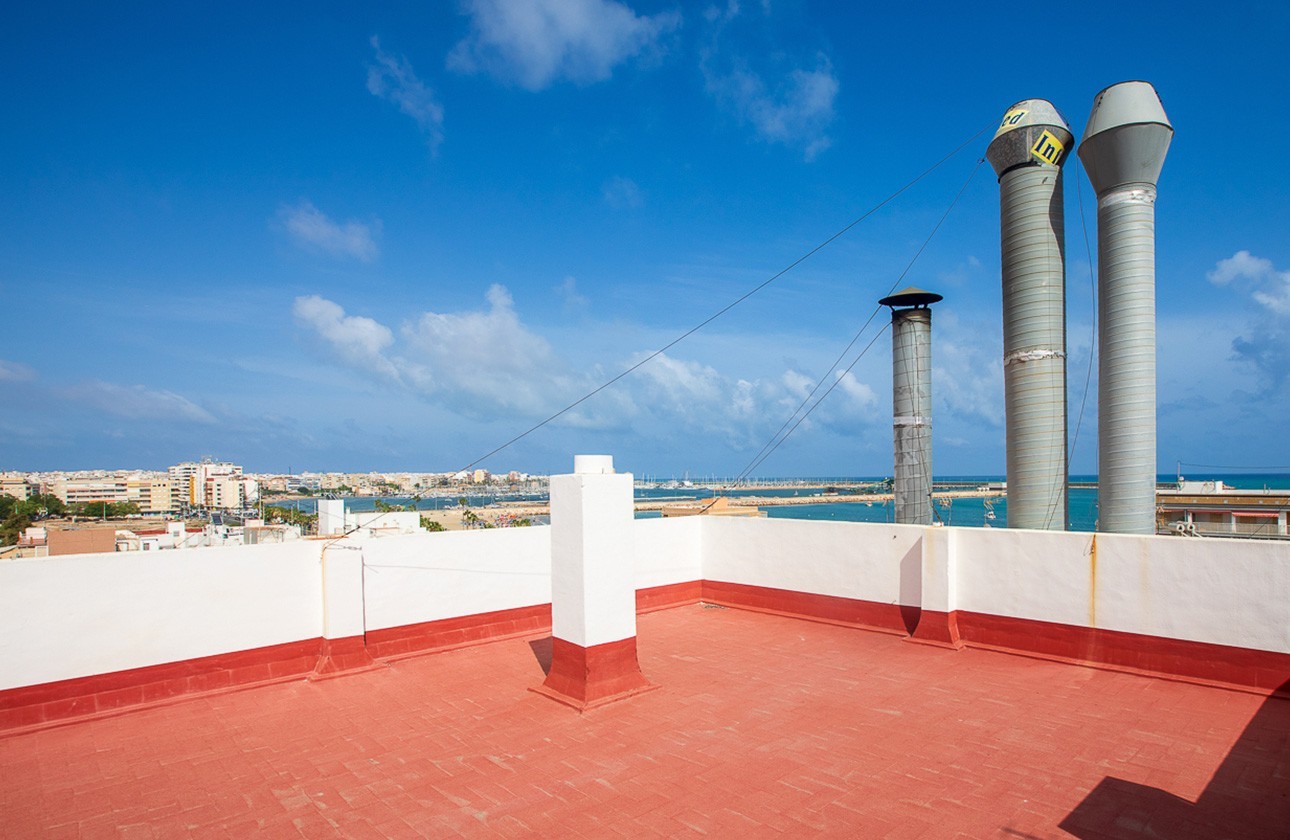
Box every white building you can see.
[168,461,256,510]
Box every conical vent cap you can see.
[986,99,1073,178]
[1078,81,1173,194]
[879,287,943,308]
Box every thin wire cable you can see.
[740,323,891,480]
[456,123,995,476]
[728,155,986,487]
[1041,157,1099,530]
[322,122,994,545]
[1070,159,1098,481]
[1178,462,1290,472]
[726,306,881,489]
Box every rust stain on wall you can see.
[1088,535,1098,627]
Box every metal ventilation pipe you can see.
[986,99,1073,531]
[1078,81,1173,535]
[880,287,942,526]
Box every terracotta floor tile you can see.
[3,605,1288,838]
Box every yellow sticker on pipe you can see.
[994,108,1028,137]
[1030,129,1065,166]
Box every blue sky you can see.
[3,1,1289,477]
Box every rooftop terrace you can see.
[3,468,1290,837]
[4,604,1287,838]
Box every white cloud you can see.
[0,360,36,383]
[295,287,580,418]
[703,53,838,160]
[368,36,445,150]
[602,175,643,208]
[938,256,984,289]
[625,350,885,453]
[278,201,379,262]
[289,288,898,458]
[64,382,217,424]
[448,0,681,90]
[1206,249,1290,315]
[703,1,741,25]
[933,330,1004,428]
[401,284,565,415]
[834,370,877,411]
[1206,251,1290,391]
[1207,250,1275,287]
[293,295,402,383]
[556,276,589,312]
[1255,286,1290,316]
[633,352,722,412]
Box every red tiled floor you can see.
[2,605,1288,838]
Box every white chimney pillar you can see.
[533,455,656,710]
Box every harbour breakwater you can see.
[495,488,1003,517]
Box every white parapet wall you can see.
[0,518,706,700]
[4,512,1289,719]
[0,541,323,692]
[633,516,703,590]
[702,516,923,605]
[954,526,1290,653]
[358,518,703,634]
[360,527,553,633]
[700,516,1290,662]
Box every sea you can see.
[267,472,1290,533]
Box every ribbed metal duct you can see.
[1078,81,1172,535]
[880,287,942,526]
[986,99,1073,531]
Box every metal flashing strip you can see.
[1004,348,1066,366]
[1099,187,1156,208]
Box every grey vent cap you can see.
[1078,81,1173,193]
[986,99,1074,178]
[879,287,943,308]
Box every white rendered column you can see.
[535,455,656,710]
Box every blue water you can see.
[268,493,544,515]
[268,473,1289,533]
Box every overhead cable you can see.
[728,154,986,486]
[323,121,995,545]
[456,122,996,475]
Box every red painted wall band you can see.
[0,637,321,731]
[700,579,908,634]
[703,580,1290,696]
[364,603,552,661]
[636,579,702,613]
[956,610,1290,695]
[0,582,701,731]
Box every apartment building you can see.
[0,473,35,501]
[124,474,174,515]
[165,461,258,511]
[50,477,129,506]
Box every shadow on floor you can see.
[528,636,553,676]
[1059,679,1290,839]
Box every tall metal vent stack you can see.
[986,99,1073,531]
[880,287,942,526]
[1078,81,1173,535]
